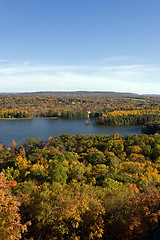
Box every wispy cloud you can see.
[24,60,32,65]
[102,55,139,63]
[0,61,160,94]
[0,59,8,62]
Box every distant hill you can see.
[2,91,139,97]
[0,91,159,97]
[141,94,160,97]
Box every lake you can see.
[0,118,142,146]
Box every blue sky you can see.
[0,0,159,94]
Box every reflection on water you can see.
[0,118,142,145]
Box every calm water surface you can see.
[0,118,142,145]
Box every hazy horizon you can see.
[0,90,159,97]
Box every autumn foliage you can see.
[0,173,30,240]
[1,132,160,239]
[0,95,159,124]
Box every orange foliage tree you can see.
[0,173,30,240]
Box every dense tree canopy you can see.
[1,132,160,239]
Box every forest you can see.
[0,94,159,123]
[1,133,160,239]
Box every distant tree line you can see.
[0,110,30,118]
[60,110,88,119]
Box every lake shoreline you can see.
[0,117,60,120]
